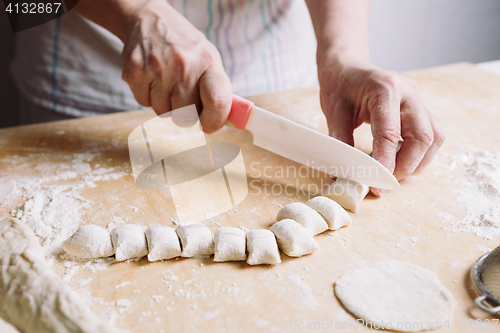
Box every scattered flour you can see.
[204,309,220,320]
[115,281,132,289]
[0,152,130,327]
[151,295,163,303]
[7,167,127,263]
[288,275,319,309]
[253,318,270,328]
[116,299,132,308]
[445,150,500,239]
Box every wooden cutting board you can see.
[1,62,499,332]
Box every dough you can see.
[110,224,148,261]
[269,219,318,257]
[145,225,182,262]
[0,317,20,333]
[335,260,456,332]
[0,217,120,333]
[176,223,214,257]
[213,227,247,262]
[322,178,370,213]
[246,229,281,265]
[305,196,352,230]
[62,225,114,259]
[276,202,328,235]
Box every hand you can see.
[120,0,232,133]
[317,52,445,195]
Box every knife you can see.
[227,95,400,190]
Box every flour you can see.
[12,189,85,264]
[1,152,129,265]
[288,274,319,309]
[445,150,500,239]
[0,181,14,200]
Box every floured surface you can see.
[0,63,499,332]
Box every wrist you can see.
[317,43,369,70]
[120,0,175,41]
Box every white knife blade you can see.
[228,96,400,190]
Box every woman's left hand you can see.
[317,50,445,196]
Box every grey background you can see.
[1,0,500,128]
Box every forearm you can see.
[74,0,170,42]
[305,0,370,61]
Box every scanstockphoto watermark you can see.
[248,161,377,197]
[250,161,381,180]
[290,318,441,331]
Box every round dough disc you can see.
[335,260,456,332]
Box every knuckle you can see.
[123,48,146,80]
[413,129,434,148]
[378,127,401,146]
[204,90,232,111]
[199,45,219,67]
[406,78,420,93]
[372,69,400,92]
[171,45,204,82]
[146,51,165,75]
[433,128,446,147]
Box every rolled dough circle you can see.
[335,260,456,332]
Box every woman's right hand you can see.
[117,0,232,133]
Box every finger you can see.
[414,109,445,173]
[393,97,434,180]
[326,100,355,147]
[170,79,202,127]
[150,77,173,116]
[128,81,152,107]
[122,46,153,107]
[198,64,233,133]
[369,91,401,196]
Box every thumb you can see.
[198,64,233,133]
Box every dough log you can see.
[0,217,121,333]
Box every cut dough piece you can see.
[246,229,281,265]
[335,260,456,332]
[213,227,247,262]
[110,224,148,261]
[0,317,20,333]
[322,178,369,213]
[276,202,328,235]
[269,219,318,257]
[62,225,114,259]
[0,217,121,333]
[145,225,182,261]
[305,196,352,230]
[176,223,214,258]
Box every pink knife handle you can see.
[228,95,254,130]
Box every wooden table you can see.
[0,62,499,332]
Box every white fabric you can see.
[10,0,318,119]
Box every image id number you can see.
[6,2,62,14]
